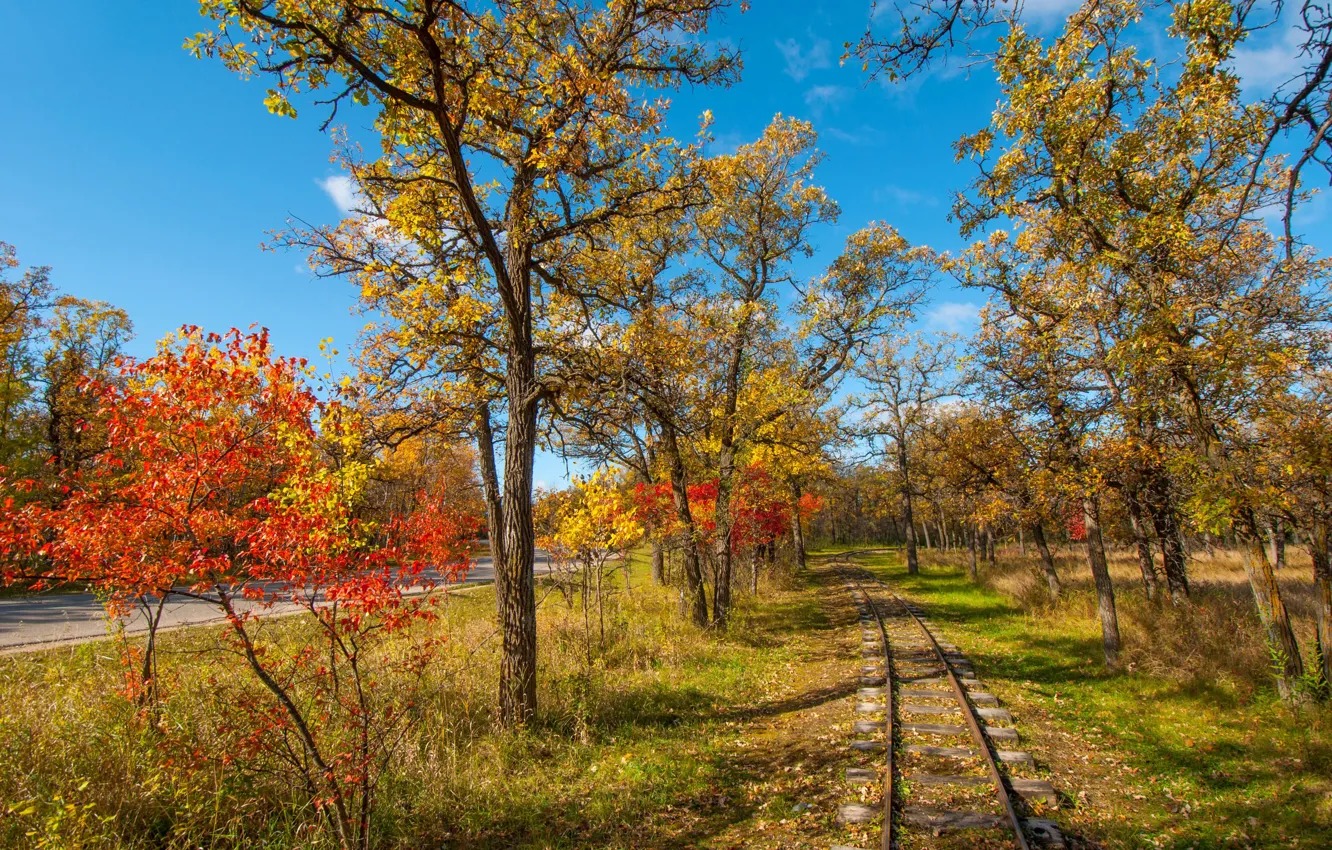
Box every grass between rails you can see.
[852,547,1332,849]
[0,553,863,850]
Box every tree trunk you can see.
[659,420,708,626]
[985,526,996,569]
[967,525,978,581]
[712,443,736,628]
[1238,511,1304,699]
[1029,521,1061,601]
[1310,521,1332,694]
[1083,496,1121,667]
[921,519,932,550]
[1268,517,1287,570]
[1125,493,1159,602]
[597,558,606,652]
[1145,477,1189,602]
[790,480,807,571]
[582,556,592,669]
[474,402,505,570]
[650,541,665,585]
[1018,526,1026,557]
[899,444,919,575]
[498,369,538,726]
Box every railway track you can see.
[832,561,1064,849]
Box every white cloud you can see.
[926,301,982,333]
[825,125,888,146]
[804,84,849,118]
[318,175,361,216]
[775,35,832,81]
[708,130,747,155]
[873,184,938,207]
[1231,22,1305,92]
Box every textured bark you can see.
[1268,517,1288,570]
[659,420,709,626]
[985,527,997,570]
[1125,492,1159,602]
[967,526,978,581]
[1239,517,1304,699]
[650,541,665,585]
[1083,497,1121,666]
[712,443,736,627]
[498,359,538,726]
[1310,522,1332,693]
[1145,479,1189,602]
[474,402,505,570]
[921,519,932,550]
[1029,521,1061,601]
[899,443,919,575]
[790,480,807,571]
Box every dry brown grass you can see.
[933,541,1323,693]
[0,553,834,849]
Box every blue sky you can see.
[0,1,1318,487]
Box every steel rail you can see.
[846,571,895,850]
[863,569,1033,850]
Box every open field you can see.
[3,545,1329,848]
[0,554,856,849]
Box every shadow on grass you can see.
[428,564,852,847]
[838,548,1332,849]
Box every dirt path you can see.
[646,559,865,849]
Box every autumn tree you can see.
[1264,374,1332,691]
[193,0,741,723]
[538,470,642,661]
[955,237,1125,663]
[853,334,954,575]
[543,201,715,616]
[927,403,1066,597]
[948,0,1332,686]
[39,297,133,476]
[0,243,52,472]
[0,327,472,849]
[692,117,931,625]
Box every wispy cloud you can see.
[318,175,361,216]
[873,184,939,207]
[804,84,849,118]
[775,35,831,81]
[825,125,886,146]
[708,130,747,155]
[926,301,982,333]
[1231,21,1305,92]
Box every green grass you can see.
[849,548,1332,849]
[0,553,835,849]
[8,546,1322,848]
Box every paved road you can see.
[0,551,554,652]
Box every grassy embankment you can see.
[853,544,1332,848]
[3,543,1329,849]
[0,554,858,850]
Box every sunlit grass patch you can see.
[0,552,833,849]
[845,547,1332,849]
